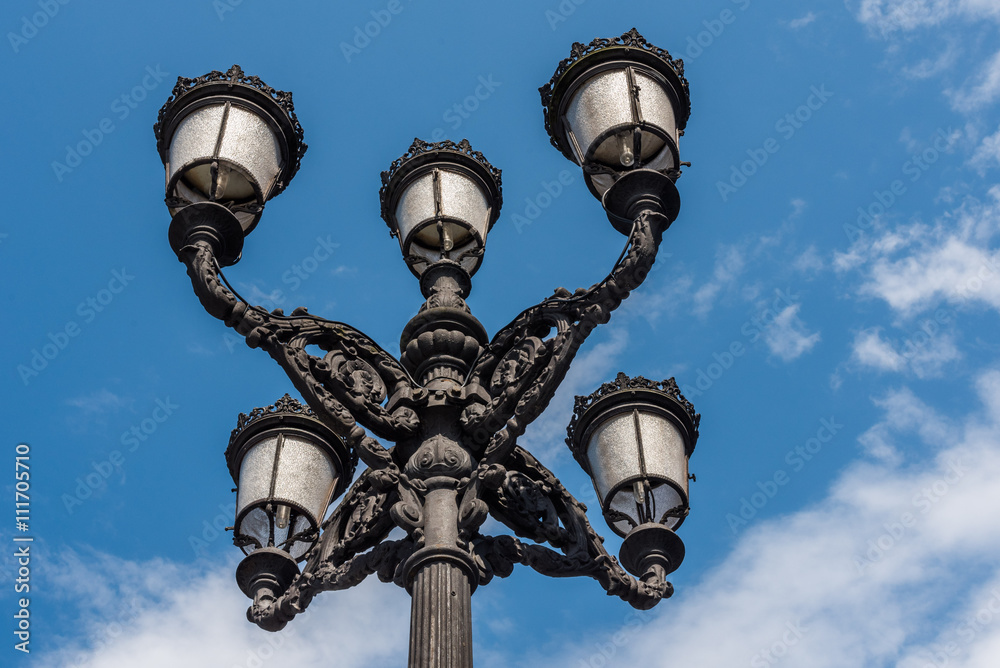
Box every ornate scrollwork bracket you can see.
[175,238,419,472]
[471,447,672,610]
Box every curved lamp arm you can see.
[177,240,418,470]
[464,209,669,465]
[473,446,671,610]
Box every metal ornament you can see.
[163,39,697,667]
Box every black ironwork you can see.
[162,41,696,667]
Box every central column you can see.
[406,480,474,667]
[396,259,486,668]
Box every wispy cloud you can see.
[949,48,1000,112]
[853,328,907,372]
[788,12,818,29]
[66,389,131,417]
[692,245,745,318]
[838,189,1000,317]
[763,304,821,361]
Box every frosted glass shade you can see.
[567,374,699,538]
[234,431,338,560]
[585,409,689,536]
[540,30,690,201]
[393,167,491,275]
[380,139,502,278]
[155,65,306,238]
[166,103,282,233]
[226,395,354,563]
[563,65,679,196]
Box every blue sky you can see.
[3,0,1000,666]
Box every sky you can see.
[2,0,1000,666]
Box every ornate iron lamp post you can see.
[155,28,700,668]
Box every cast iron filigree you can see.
[171,136,683,658]
[173,200,676,624]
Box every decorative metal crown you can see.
[153,64,307,195]
[539,28,691,156]
[565,372,700,468]
[378,138,504,228]
[228,393,315,444]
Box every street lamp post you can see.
[155,28,700,668]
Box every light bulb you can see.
[618,133,635,167]
[275,504,291,530]
[439,222,454,252]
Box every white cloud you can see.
[971,124,1000,172]
[763,304,820,361]
[902,41,960,79]
[621,268,694,328]
[793,245,825,274]
[851,326,962,378]
[949,48,1000,112]
[36,550,410,668]
[544,369,1000,668]
[66,389,131,416]
[692,245,745,317]
[788,12,818,29]
[855,0,1000,34]
[841,191,1000,316]
[853,328,906,371]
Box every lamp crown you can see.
[225,394,355,482]
[228,393,310,441]
[565,372,700,470]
